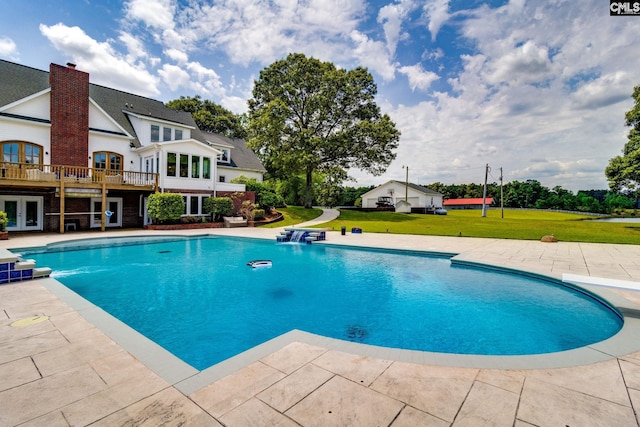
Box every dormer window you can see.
[151,125,160,142]
[175,129,183,140]
[219,149,230,163]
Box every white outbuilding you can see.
[360,180,444,212]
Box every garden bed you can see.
[144,222,225,230]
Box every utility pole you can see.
[403,165,408,203]
[481,163,489,217]
[500,167,504,219]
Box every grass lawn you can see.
[260,206,324,228]
[316,208,640,244]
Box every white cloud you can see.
[398,64,439,91]
[423,0,450,41]
[39,23,160,96]
[377,0,417,55]
[158,63,190,91]
[350,30,397,81]
[124,0,176,30]
[164,48,188,63]
[0,36,18,58]
[118,31,148,64]
[571,72,631,110]
[486,41,551,85]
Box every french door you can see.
[0,196,43,231]
[90,197,122,228]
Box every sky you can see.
[1,0,639,192]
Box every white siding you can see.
[128,114,191,147]
[217,167,263,183]
[156,140,219,193]
[216,182,246,192]
[89,101,126,134]
[361,181,443,208]
[1,91,50,121]
[89,133,136,170]
[0,118,51,163]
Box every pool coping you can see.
[30,234,640,396]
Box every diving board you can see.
[563,274,640,292]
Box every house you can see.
[204,131,266,184]
[360,180,443,212]
[443,197,494,210]
[0,60,264,232]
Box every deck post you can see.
[101,181,107,232]
[59,166,65,234]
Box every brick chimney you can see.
[49,63,89,166]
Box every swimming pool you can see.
[23,235,622,370]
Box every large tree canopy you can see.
[247,53,400,208]
[606,85,640,195]
[166,95,247,139]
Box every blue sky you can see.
[1,0,639,191]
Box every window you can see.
[179,154,189,177]
[167,152,177,176]
[93,152,122,171]
[203,157,211,179]
[190,196,199,215]
[191,156,200,178]
[219,149,230,163]
[219,176,225,183]
[151,125,160,142]
[24,144,41,164]
[2,143,19,163]
[163,127,172,141]
[1,142,43,165]
[175,129,183,140]
[179,194,209,217]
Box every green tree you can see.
[166,95,247,139]
[606,85,640,198]
[247,53,400,208]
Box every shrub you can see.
[203,197,233,221]
[252,209,265,220]
[258,191,285,212]
[147,193,184,224]
[0,211,8,231]
[180,216,202,224]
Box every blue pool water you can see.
[23,236,622,370]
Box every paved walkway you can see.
[292,207,340,227]
[2,216,640,426]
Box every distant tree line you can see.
[249,173,635,214]
[427,179,635,214]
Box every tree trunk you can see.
[304,167,313,208]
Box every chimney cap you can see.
[66,62,77,69]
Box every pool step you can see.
[33,267,52,278]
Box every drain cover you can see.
[346,324,368,341]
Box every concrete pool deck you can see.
[2,219,640,425]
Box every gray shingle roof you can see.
[0,60,51,107]
[202,131,266,173]
[0,59,206,147]
[389,180,443,196]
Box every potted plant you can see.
[0,211,8,240]
[238,200,256,226]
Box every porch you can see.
[0,162,158,233]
